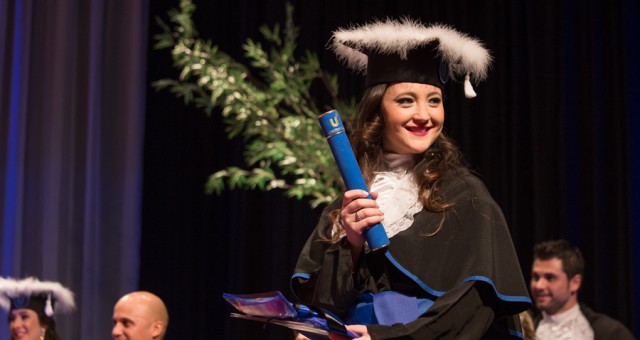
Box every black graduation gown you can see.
[291,168,532,339]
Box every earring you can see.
[40,328,46,340]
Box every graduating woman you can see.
[292,19,532,339]
[0,277,75,340]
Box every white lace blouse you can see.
[370,152,422,239]
[332,152,423,242]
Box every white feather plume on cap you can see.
[0,276,75,316]
[330,18,492,98]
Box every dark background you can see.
[141,0,639,339]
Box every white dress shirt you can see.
[536,304,594,340]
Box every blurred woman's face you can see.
[381,82,444,154]
[9,309,43,340]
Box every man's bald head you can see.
[112,291,169,340]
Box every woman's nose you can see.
[413,104,431,122]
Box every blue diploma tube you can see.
[318,110,390,251]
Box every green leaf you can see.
[155,0,354,208]
[205,170,229,194]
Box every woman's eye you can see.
[428,97,442,105]
[397,97,413,105]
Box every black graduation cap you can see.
[330,18,492,98]
[0,277,75,317]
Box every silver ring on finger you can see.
[355,211,361,222]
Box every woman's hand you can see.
[340,190,384,252]
[329,325,371,340]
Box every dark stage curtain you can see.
[0,0,148,338]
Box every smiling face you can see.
[8,309,43,340]
[112,292,167,340]
[530,258,582,315]
[381,82,444,154]
[112,300,156,340]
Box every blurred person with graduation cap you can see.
[291,18,531,339]
[0,277,75,340]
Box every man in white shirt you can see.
[530,240,635,340]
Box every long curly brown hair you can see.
[330,83,467,238]
[38,312,61,340]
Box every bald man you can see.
[112,291,169,340]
